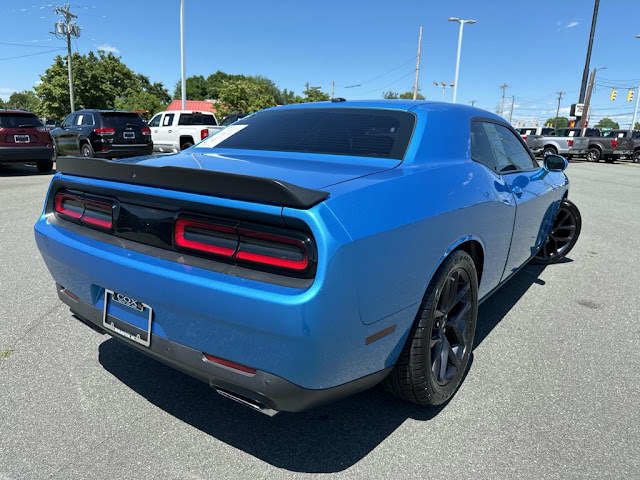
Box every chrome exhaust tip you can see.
[214,388,279,417]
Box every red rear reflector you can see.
[567,139,574,147]
[200,128,209,140]
[203,353,256,375]
[141,127,151,135]
[174,218,236,257]
[522,136,527,141]
[612,140,618,148]
[94,127,115,135]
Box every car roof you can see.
[0,109,37,115]
[267,99,505,122]
[74,109,140,114]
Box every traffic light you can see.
[627,89,634,102]
[610,89,617,101]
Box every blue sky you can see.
[2,0,640,127]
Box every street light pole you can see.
[448,17,476,104]
[180,0,186,110]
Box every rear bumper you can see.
[0,145,53,163]
[93,144,153,158]
[613,149,633,156]
[56,283,390,413]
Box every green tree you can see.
[172,75,207,100]
[300,85,330,103]
[383,90,424,100]
[36,52,169,119]
[114,89,166,120]
[214,78,279,119]
[5,90,40,112]
[383,91,399,99]
[634,122,640,130]
[544,117,569,129]
[595,117,619,129]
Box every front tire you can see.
[633,150,640,163]
[586,148,601,162]
[531,199,581,265]
[383,250,478,406]
[542,146,557,157]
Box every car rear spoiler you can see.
[55,156,330,209]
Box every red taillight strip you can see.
[237,228,309,271]
[94,127,115,135]
[174,218,236,257]
[203,353,256,375]
[54,192,114,230]
[141,127,151,135]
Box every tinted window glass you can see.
[221,114,248,126]
[0,113,43,128]
[100,113,146,129]
[162,114,174,126]
[484,123,537,173]
[209,108,415,159]
[76,113,94,126]
[148,114,161,127]
[62,114,74,128]
[541,128,555,135]
[470,122,496,171]
[178,113,217,126]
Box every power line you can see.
[0,48,65,62]
[360,68,416,95]
[346,57,417,88]
[0,41,59,48]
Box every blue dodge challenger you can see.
[34,100,581,415]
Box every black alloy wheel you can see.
[430,268,474,386]
[81,143,94,158]
[633,151,640,163]
[531,199,581,265]
[383,250,478,406]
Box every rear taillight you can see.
[522,136,527,141]
[37,127,48,132]
[174,216,313,275]
[612,140,618,148]
[94,127,115,135]
[141,127,151,135]
[567,139,574,147]
[54,192,114,230]
[200,128,209,140]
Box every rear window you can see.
[178,113,217,126]
[203,108,416,159]
[100,113,146,129]
[0,113,42,128]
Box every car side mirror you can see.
[543,154,568,172]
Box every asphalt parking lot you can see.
[1,160,639,479]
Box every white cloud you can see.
[0,87,16,102]
[97,43,120,54]
[566,21,579,28]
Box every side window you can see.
[148,114,161,127]
[484,123,537,173]
[80,114,94,126]
[204,114,217,125]
[62,114,75,128]
[162,113,174,126]
[470,122,497,171]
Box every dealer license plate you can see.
[14,135,30,143]
[102,289,153,347]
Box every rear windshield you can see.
[0,113,42,128]
[100,113,146,129]
[204,108,416,159]
[178,113,217,126]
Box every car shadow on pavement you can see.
[0,164,56,176]
[98,263,548,473]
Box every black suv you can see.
[51,109,153,159]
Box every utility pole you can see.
[331,81,335,100]
[554,91,565,127]
[579,0,600,104]
[578,69,596,128]
[180,0,186,110]
[469,100,476,107]
[499,83,509,116]
[630,83,640,129]
[508,96,515,123]
[52,4,80,112]
[413,26,423,100]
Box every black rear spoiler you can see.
[55,157,329,209]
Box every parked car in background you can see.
[525,127,598,158]
[50,109,153,159]
[0,109,54,172]
[220,113,249,127]
[35,100,581,415]
[612,130,640,163]
[147,110,223,153]
[516,126,555,137]
[587,129,640,162]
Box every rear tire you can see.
[586,148,601,162]
[81,143,94,158]
[36,159,53,173]
[382,250,478,406]
[180,141,194,150]
[633,150,640,163]
[542,146,557,157]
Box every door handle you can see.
[512,186,523,196]
[168,130,172,133]
[153,130,157,133]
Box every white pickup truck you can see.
[147,110,224,153]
